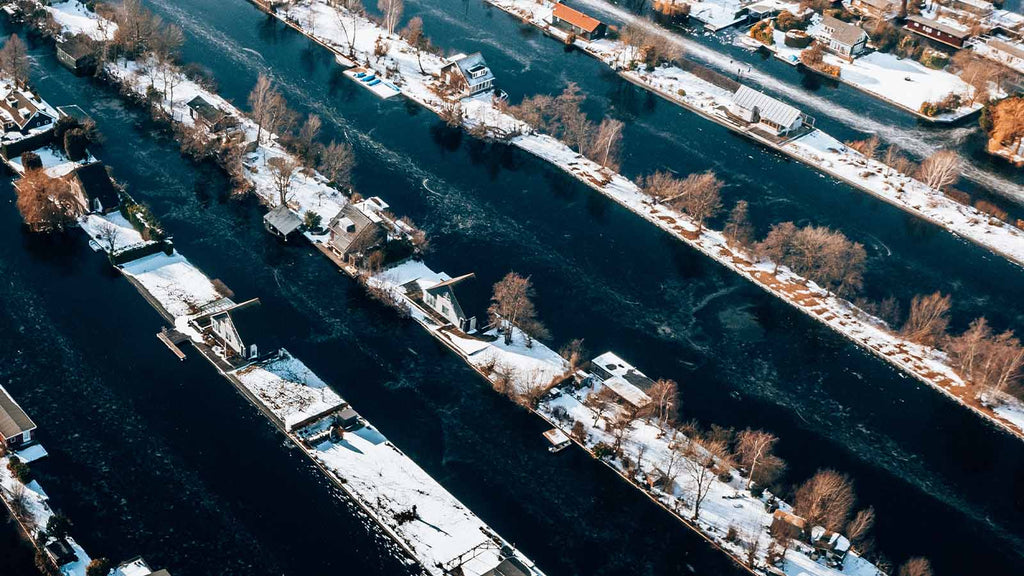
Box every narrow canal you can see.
[0,1,1021,574]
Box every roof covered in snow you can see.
[732,85,803,128]
[446,52,495,89]
[0,385,35,440]
[590,352,653,408]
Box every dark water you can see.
[1,1,1024,575]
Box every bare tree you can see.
[736,429,783,490]
[756,221,798,274]
[589,118,624,171]
[846,135,880,159]
[900,292,951,346]
[682,437,728,521]
[946,318,1024,393]
[673,170,723,233]
[0,34,30,87]
[400,16,430,75]
[333,0,366,57]
[987,96,1024,155]
[845,506,875,547]
[16,169,85,233]
[95,220,122,255]
[297,113,323,163]
[267,156,299,206]
[559,338,587,373]
[555,83,592,155]
[723,200,754,248]
[488,272,547,345]
[897,557,933,576]
[916,150,960,191]
[319,140,356,189]
[378,0,404,36]
[640,171,686,202]
[113,0,159,57]
[248,73,292,144]
[644,378,678,427]
[793,469,855,532]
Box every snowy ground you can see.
[233,350,345,430]
[537,377,883,576]
[79,212,154,255]
[118,251,223,320]
[762,18,980,121]
[46,1,116,41]
[5,145,92,178]
[0,450,92,576]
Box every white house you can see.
[204,298,267,362]
[439,53,495,100]
[589,352,653,411]
[730,86,812,136]
[421,273,477,332]
[815,15,869,59]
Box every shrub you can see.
[7,456,31,483]
[975,199,1008,222]
[750,20,774,45]
[86,558,111,576]
[919,49,949,70]
[20,151,41,171]
[592,442,615,459]
[303,210,322,230]
[775,11,806,32]
[64,128,89,161]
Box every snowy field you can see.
[79,212,154,255]
[119,251,223,320]
[233,351,345,430]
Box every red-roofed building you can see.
[551,3,607,40]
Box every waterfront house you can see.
[0,84,57,159]
[327,203,385,264]
[337,405,361,430]
[551,3,608,40]
[55,36,97,75]
[850,0,901,20]
[0,385,36,451]
[421,273,478,333]
[589,352,653,411]
[729,86,812,137]
[810,525,851,567]
[905,15,972,48]
[206,298,268,362]
[439,53,496,100]
[71,162,121,214]
[973,36,1024,73]
[113,557,173,576]
[814,15,869,60]
[186,95,234,133]
[43,538,77,568]
[263,204,303,240]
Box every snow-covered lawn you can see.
[45,1,116,41]
[538,379,883,576]
[79,212,153,255]
[119,251,222,320]
[233,350,345,431]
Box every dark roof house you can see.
[0,385,36,450]
[440,53,496,100]
[72,162,120,214]
[44,538,77,567]
[186,95,235,132]
[56,36,97,74]
[551,3,608,40]
[327,204,385,263]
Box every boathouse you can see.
[814,15,868,60]
[327,203,385,264]
[0,385,36,451]
[263,204,303,240]
[56,36,97,75]
[422,273,477,332]
[589,352,653,411]
[730,86,811,137]
[905,15,972,48]
[551,3,607,40]
[439,53,495,100]
[71,162,121,214]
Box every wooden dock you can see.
[157,328,188,360]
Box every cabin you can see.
[337,405,361,430]
[589,352,653,411]
[439,53,495,100]
[205,298,268,362]
[263,204,303,240]
[850,0,901,20]
[56,36,97,75]
[810,525,851,567]
[551,3,608,40]
[327,203,386,264]
[186,95,234,132]
[421,273,477,332]
[71,162,120,214]
[814,15,869,59]
[905,15,972,48]
[770,509,809,541]
[730,85,812,137]
[0,385,36,451]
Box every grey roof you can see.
[484,557,531,576]
[0,386,35,440]
[732,85,803,128]
[329,204,381,255]
[264,205,302,236]
[452,52,495,88]
[186,95,226,124]
[821,15,868,46]
[57,36,94,60]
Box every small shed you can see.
[57,104,94,125]
[551,3,607,40]
[186,95,233,132]
[263,205,303,240]
[72,162,121,214]
[543,428,571,452]
[0,385,36,451]
[56,36,97,75]
[337,405,361,430]
[771,509,809,541]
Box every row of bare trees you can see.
[506,83,625,170]
[639,170,724,233]
[899,292,1024,399]
[756,222,867,297]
